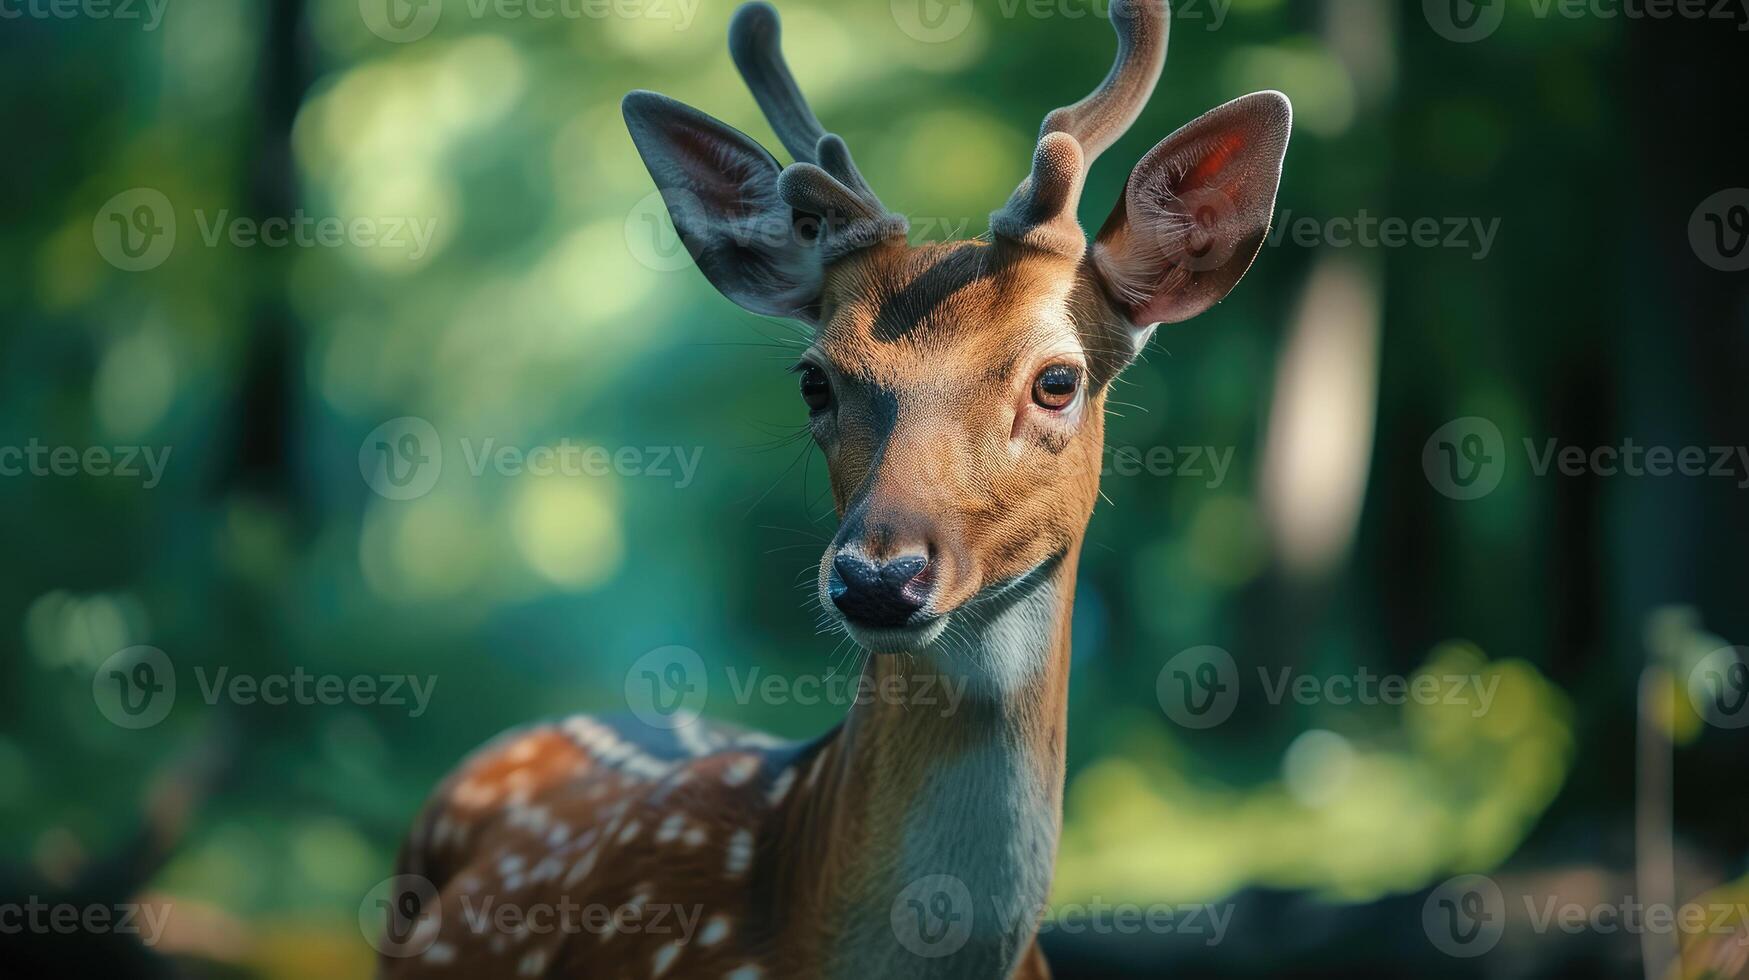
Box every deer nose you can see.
[830,552,930,629]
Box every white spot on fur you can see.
[652,940,683,976]
[563,846,599,887]
[725,829,754,876]
[618,819,641,844]
[423,941,456,964]
[517,949,548,975]
[699,916,731,946]
[453,779,498,809]
[765,767,795,806]
[803,750,827,790]
[725,966,764,980]
[530,854,565,883]
[657,813,686,844]
[506,736,540,763]
[722,755,760,786]
[683,826,708,847]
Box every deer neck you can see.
[781,551,1077,979]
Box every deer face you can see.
[798,242,1111,651]
[625,0,1290,654]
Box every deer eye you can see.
[1032,364,1080,410]
[800,364,832,412]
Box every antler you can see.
[729,2,907,262]
[991,0,1170,255]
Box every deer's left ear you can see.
[1090,91,1291,329]
[623,90,824,321]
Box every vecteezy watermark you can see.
[1690,188,1749,272]
[358,416,704,500]
[359,0,699,43]
[1423,418,1749,500]
[92,188,176,272]
[1156,646,1499,729]
[1423,874,1507,957]
[891,875,976,957]
[723,667,969,717]
[361,874,706,959]
[1010,898,1233,944]
[1425,0,1749,42]
[93,189,437,272]
[0,0,168,30]
[1688,646,1749,730]
[0,897,174,946]
[1423,874,1749,958]
[888,875,1232,959]
[92,646,438,729]
[0,439,171,489]
[891,0,1224,45]
[362,874,442,958]
[623,190,979,273]
[1102,445,1234,488]
[192,210,436,260]
[1265,210,1501,260]
[623,645,971,731]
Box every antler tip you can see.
[729,1,780,42]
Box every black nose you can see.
[830,553,929,629]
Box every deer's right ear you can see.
[1090,91,1291,330]
[623,90,823,321]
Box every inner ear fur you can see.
[1090,90,1291,330]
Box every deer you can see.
[379,1,1288,977]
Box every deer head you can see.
[624,0,1289,665]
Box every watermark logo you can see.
[359,419,703,500]
[1688,646,1749,729]
[893,0,1224,45]
[361,417,444,501]
[1427,0,1749,43]
[998,898,1234,944]
[0,440,172,488]
[93,649,437,727]
[0,0,168,30]
[0,898,174,945]
[363,0,699,42]
[361,874,442,958]
[1423,417,1506,500]
[1424,873,1506,957]
[1266,209,1501,260]
[891,0,976,42]
[96,190,436,269]
[625,189,695,273]
[1426,419,1749,500]
[625,645,709,730]
[1158,655,1500,728]
[1690,188,1749,272]
[93,188,176,272]
[1103,444,1234,487]
[1424,0,1506,41]
[891,874,974,957]
[1422,875,1749,957]
[626,189,983,272]
[360,0,442,41]
[1156,645,1240,729]
[92,645,176,729]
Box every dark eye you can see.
[800,364,832,412]
[1032,364,1080,410]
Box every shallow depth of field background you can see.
[1,0,1745,976]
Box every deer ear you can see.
[1091,91,1290,328]
[623,90,822,321]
